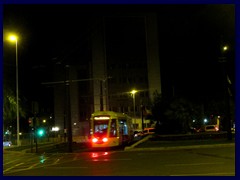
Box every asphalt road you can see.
[3,145,235,176]
[3,133,235,176]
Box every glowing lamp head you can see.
[223,46,228,51]
[8,35,18,42]
[130,90,137,94]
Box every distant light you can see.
[130,89,138,94]
[204,118,208,123]
[223,46,228,51]
[73,122,77,126]
[193,119,196,123]
[52,127,59,131]
[43,119,46,123]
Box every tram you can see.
[90,111,135,148]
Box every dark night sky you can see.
[3,4,235,102]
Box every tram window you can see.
[94,120,109,137]
[109,119,117,137]
[119,119,128,135]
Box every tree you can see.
[164,97,202,134]
[3,86,26,133]
[151,91,169,133]
[151,92,203,134]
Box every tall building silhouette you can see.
[53,13,161,137]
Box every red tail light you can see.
[92,137,108,143]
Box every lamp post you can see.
[219,44,232,140]
[8,35,20,146]
[130,90,137,129]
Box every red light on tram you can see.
[102,137,108,142]
[92,137,98,143]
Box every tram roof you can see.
[91,111,131,119]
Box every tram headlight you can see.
[102,137,108,142]
[92,137,98,143]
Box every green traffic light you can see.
[37,128,45,137]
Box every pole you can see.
[221,61,232,140]
[33,113,38,153]
[141,105,144,131]
[133,93,136,127]
[100,80,103,111]
[15,40,20,146]
[65,65,72,152]
[218,45,232,140]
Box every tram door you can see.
[118,119,128,145]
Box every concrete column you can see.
[145,13,162,102]
[91,17,108,111]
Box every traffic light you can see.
[37,128,45,137]
[28,117,33,127]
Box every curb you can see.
[124,143,235,151]
[124,135,153,150]
[23,142,65,153]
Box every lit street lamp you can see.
[223,45,228,52]
[219,44,232,140]
[130,89,138,128]
[8,34,20,146]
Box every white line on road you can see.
[165,162,224,166]
[46,166,88,169]
[87,158,132,161]
[3,162,25,173]
[171,172,235,176]
[53,159,60,164]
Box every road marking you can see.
[53,159,60,164]
[3,162,25,173]
[46,166,88,169]
[165,162,224,166]
[88,158,132,161]
[4,159,22,165]
[27,162,41,169]
[171,172,235,176]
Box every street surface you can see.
[3,146,235,176]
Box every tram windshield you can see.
[93,120,109,137]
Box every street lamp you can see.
[223,45,228,52]
[130,90,138,128]
[8,34,20,146]
[219,44,232,140]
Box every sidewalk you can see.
[124,134,235,151]
[4,134,235,153]
[3,142,63,153]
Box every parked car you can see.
[200,125,219,132]
[133,130,144,137]
[143,128,155,135]
[3,140,12,147]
